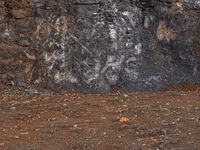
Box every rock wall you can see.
[0,0,200,93]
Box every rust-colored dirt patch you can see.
[0,88,200,149]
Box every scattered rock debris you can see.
[0,87,200,149]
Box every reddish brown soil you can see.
[0,87,200,150]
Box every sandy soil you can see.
[0,86,200,150]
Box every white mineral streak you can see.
[112,3,118,13]
[3,28,10,37]
[147,76,161,82]
[126,41,134,48]
[197,1,200,6]
[109,25,118,51]
[42,16,71,84]
[54,72,65,83]
[24,52,36,60]
[44,52,55,63]
[94,59,101,73]
[92,21,105,36]
[84,71,97,84]
[107,3,119,52]
[66,73,78,83]
[183,0,200,7]
[103,55,125,84]
[135,43,142,55]
[122,11,129,16]
[109,25,117,39]
[126,57,137,64]
[101,56,124,74]
[144,16,150,28]
[122,11,136,27]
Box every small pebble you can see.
[123,94,128,98]
[0,143,5,146]
[120,117,129,123]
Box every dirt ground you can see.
[0,85,200,150]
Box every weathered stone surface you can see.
[0,0,200,93]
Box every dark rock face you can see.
[0,0,200,93]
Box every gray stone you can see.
[0,0,199,93]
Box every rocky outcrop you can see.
[0,0,200,93]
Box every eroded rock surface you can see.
[0,0,200,92]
